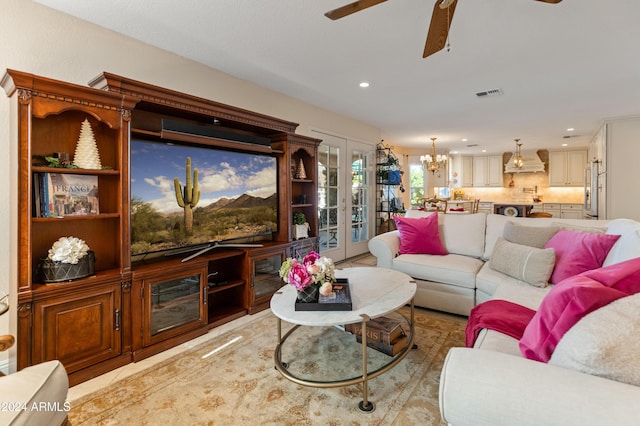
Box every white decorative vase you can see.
[293,223,309,240]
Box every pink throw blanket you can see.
[465,300,536,347]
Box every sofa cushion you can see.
[489,238,555,288]
[549,293,640,386]
[393,253,483,290]
[483,214,611,260]
[394,213,447,255]
[519,257,640,363]
[603,218,640,266]
[440,213,487,258]
[484,214,557,260]
[503,221,559,248]
[544,230,620,284]
[552,222,606,234]
[476,262,550,309]
[407,210,487,258]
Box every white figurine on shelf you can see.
[296,158,307,179]
[73,119,102,169]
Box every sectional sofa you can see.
[368,211,640,425]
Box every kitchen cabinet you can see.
[548,150,587,187]
[461,156,474,187]
[477,202,493,215]
[543,203,583,219]
[472,155,503,187]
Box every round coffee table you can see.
[270,267,416,412]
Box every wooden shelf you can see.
[32,213,120,222]
[208,305,247,328]
[31,166,119,175]
[207,279,245,294]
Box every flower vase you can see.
[296,284,319,303]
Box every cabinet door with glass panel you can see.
[248,246,286,314]
[137,264,208,347]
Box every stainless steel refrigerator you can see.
[583,159,600,219]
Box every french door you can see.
[312,130,373,262]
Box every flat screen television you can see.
[130,137,278,261]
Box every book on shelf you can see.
[344,316,405,345]
[34,173,99,217]
[356,334,409,357]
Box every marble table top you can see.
[270,267,416,327]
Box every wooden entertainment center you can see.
[2,69,321,385]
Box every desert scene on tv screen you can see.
[130,140,277,256]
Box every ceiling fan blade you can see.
[534,0,562,3]
[325,0,388,20]
[423,0,457,58]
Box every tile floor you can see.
[68,252,380,402]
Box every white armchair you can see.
[0,335,69,426]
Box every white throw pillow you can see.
[550,293,640,386]
[489,237,555,288]
[503,221,559,249]
[602,219,640,266]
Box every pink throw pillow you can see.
[394,213,447,255]
[544,230,620,284]
[519,257,640,362]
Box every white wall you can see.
[605,117,640,221]
[0,0,381,370]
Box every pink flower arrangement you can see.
[279,251,336,292]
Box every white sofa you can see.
[0,360,69,426]
[368,212,640,425]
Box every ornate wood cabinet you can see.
[3,69,321,384]
[2,69,138,385]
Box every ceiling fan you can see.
[325,0,563,58]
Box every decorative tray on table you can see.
[295,278,352,311]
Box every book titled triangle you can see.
[36,173,100,217]
[344,316,405,345]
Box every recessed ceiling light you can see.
[482,149,487,153]
[566,128,575,132]
[562,143,568,147]
[359,82,370,88]
[462,138,468,142]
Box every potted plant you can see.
[292,211,309,240]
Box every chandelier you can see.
[512,139,524,169]
[421,138,448,174]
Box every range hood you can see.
[504,150,546,173]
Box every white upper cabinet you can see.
[548,150,587,186]
[473,155,503,187]
[461,156,474,187]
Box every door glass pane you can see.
[318,145,340,251]
[351,152,369,243]
[253,255,282,299]
[150,274,201,335]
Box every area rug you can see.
[68,307,466,425]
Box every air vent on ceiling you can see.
[466,144,478,147]
[475,88,503,98]
[563,134,581,139]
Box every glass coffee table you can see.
[270,267,416,412]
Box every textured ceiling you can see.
[34,0,640,154]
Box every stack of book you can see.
[33,173,99,218]
[344,316,407,356]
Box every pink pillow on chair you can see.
[544,230,620,284]
[394,213,447,255]
[519,257,640,362]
